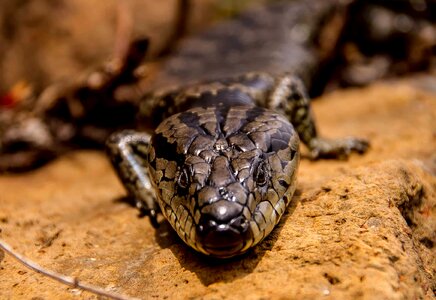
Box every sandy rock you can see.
[0,80,435,299]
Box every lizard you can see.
[104,1,369,258]
[106,72,368,258]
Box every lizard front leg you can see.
[265,74,369,159]
[106,130,159,227]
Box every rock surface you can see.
[0,80,435,299]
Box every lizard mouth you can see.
[203,243,245,258]
[197,216,250,258]
[201,230,246,257]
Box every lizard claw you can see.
[136,199,160,228]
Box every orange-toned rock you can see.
[0,80,434,299]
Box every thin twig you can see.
[0,238,139,300]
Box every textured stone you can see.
[0,80,435,299]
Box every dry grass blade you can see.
[0,238,139,300]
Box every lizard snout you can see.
[197,200,250,257]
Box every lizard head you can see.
[149,105,299,258]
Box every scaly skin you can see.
[106,73,369,258]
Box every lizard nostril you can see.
[198,219,217,235]
[229,215,249,233]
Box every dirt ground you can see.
[0,78,435,299]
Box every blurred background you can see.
[0,0,435,171]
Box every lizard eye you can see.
[254,161,269,187]
[178,167,191,189]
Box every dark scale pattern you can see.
[107,72,369,258]
[148,102,300,256]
